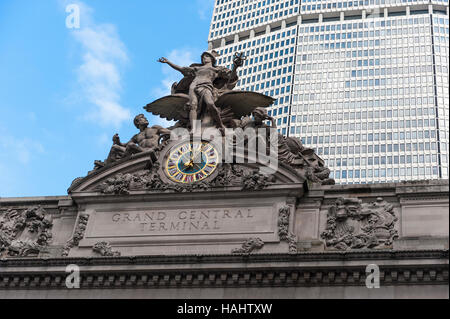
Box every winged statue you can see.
[145,51,275,133]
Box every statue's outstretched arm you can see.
[158,57,192,76]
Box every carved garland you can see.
[62,214,89,257]
[95,163,275,195]
[278,206,298,253]
[92,241,121,257]
[231,238,265,254]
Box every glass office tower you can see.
[208,0,449,184]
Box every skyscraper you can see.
[208,0,449,184]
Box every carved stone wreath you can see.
[321,197,399,250]
[0,206,53,257]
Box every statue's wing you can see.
[144,94,189,121]
[216,91,275,118]
[173,76,194,95]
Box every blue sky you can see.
[0,0,214,197]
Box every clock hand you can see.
[184,159,194,168]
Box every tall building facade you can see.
[208,0,449,184]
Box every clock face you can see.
[165,141,219,183]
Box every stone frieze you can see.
[0,206,53,257]
[321,197,399,250]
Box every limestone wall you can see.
[0,180,448,257]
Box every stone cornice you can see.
[1,250,447,268]
[1,180,447,208]
[0,249,446,267]
[1,267,447,289]
[0,251,447,289]
[69,183,306,205]
[0,196,70,208]
[310,179,449,194]
[306,180,449,205]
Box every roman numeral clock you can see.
[162,140,220,184]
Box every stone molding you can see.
[399,196,449,203]
[0,250,447,289]
[69,185,305,205]
[309,180,449,199]
[0,266,446,289]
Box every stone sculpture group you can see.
[85,50,334,189]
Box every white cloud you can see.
[67,1,131,127]
[0,135,45,165]
[196,0,214,20]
